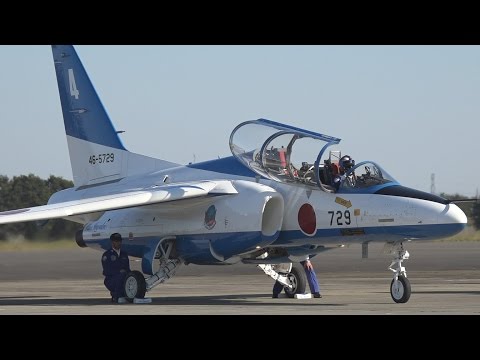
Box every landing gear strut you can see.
[258,262,307,297]
[388,243,411,303]
[123,239,182,302]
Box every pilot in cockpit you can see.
[300,162,310,173]
[332,155,356,190]
[297,162,314,182]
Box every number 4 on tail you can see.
[68,69,79,99]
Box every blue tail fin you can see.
[52,45,126,150]
[51,45,179,187]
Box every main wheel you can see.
[390,275,411,303]
[124,270,147,302]
[283,264,307,298]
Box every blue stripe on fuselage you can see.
[86,230,278,265]
[189,157,404,195]
[85,223,464,266]
[272,223,466,245]
[187,156,258,178]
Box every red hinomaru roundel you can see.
[298,203,316,236]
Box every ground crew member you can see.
[102,233,131,303]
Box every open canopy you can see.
[230,119,399,193]
[230,119,341,192]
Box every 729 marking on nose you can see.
[328,210,351,226]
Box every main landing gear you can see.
[122,240,182,303]
[122,259,182,303]
[388,242,411,303]
[283,264,307,298]
[124,270,147,301]
[258,263,307,298]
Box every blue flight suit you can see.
[272,260,320,297]
[102,248,131,300]
[332,174,343,191]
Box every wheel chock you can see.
[133,297,152,304]
[294,293,312,299]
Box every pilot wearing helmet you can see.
[102,233,131,303]
[332,155,356,190]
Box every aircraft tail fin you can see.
[51,45,178,187]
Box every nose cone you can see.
[438,203,467,236]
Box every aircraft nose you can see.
[441,203,467,224]
[438,203,467,236]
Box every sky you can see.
[0,45,479,197]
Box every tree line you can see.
[0,174,478,241]
[439,192,480,230]
[0,174,81,241]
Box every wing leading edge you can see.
[0,180,237,225]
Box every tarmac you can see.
[0,241,479,314]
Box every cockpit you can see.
[338,161,398,193]
[230,119,399,194]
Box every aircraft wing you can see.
[0,180,237,225]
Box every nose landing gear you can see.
[388,243,411,303]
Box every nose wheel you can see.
[390,274,411,303]
[388,243,411,303]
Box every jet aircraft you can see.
[0,45,468,303]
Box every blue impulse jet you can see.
[0,46,467,303]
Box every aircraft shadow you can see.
[371,289,480,296]
[0,296,45,300]
[412,290,480,295]
[147,294,345,307]
[0,293,345,307]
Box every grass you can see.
[436,226,480,242]
[0,238,78,251]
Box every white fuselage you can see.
[50,161,467,260]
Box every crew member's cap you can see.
[110,233,123,242]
